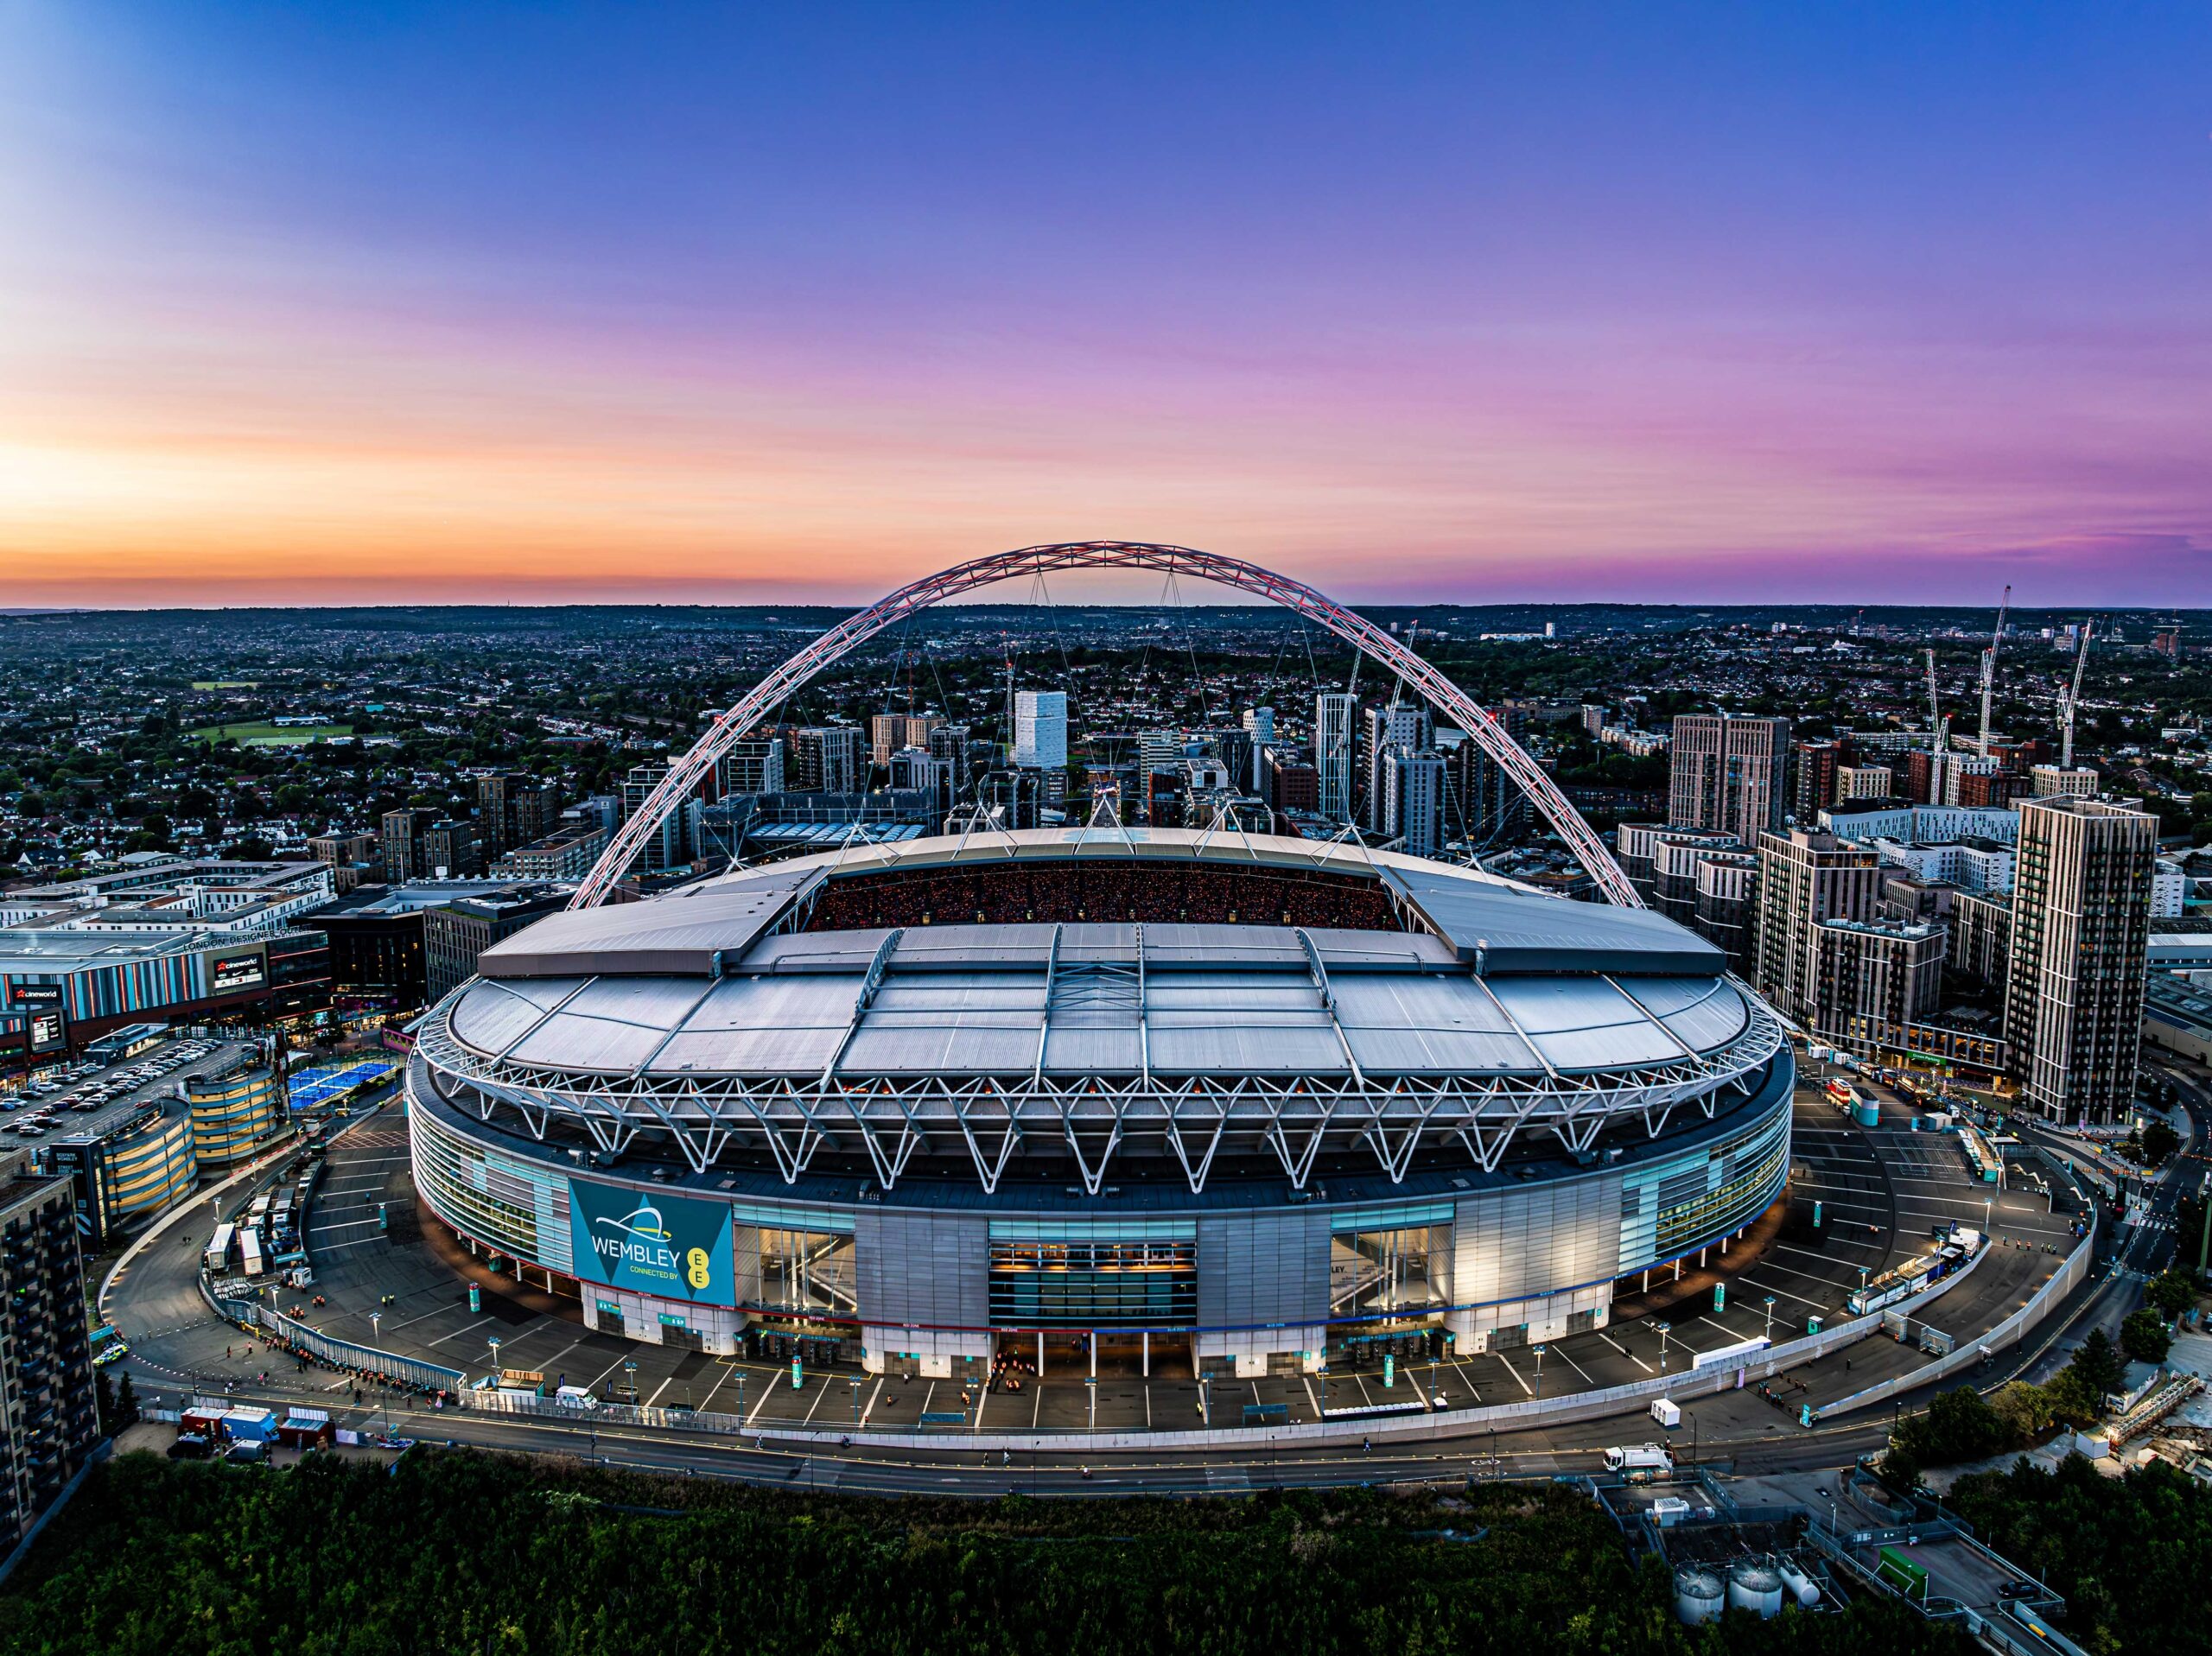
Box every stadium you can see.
[404,545,1793,1384]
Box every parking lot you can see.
[3,1031,262,1145]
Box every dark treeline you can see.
[0,1451,1974,1656]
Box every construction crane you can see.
[2058,619,2095,769]
[1976,583,2011,758]
[1924,649,1948,752]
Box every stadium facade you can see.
[408,830,1790,1379]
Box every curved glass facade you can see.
[410,1050,1793,1366]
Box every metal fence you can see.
[250,1304,467,1395]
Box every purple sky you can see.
[3,3,2209,606]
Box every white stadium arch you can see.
[571,542,1640,908]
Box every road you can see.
[95,1070,2134,1498]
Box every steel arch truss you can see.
[569,541,1641,909]
[410,996,1783,1196]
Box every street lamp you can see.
[1086,1375,1097,1433]
[1762,1297,1777,1341]
[1654,1320,1672,1371]
[850,1376,862,1429]
[1533,1344,1547,1398]
[623,1358,638,1408]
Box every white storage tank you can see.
[1674,1567,1725,1626]
[1727,1560,1785,1618]
[1777,1559,1821,1608]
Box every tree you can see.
[2069,1328,2126,1399]
[1891,1384,2018,1469]
[2121,1310,2172,1366]
[2139,1118,2181,1169]
[2146,1267,2198,1321]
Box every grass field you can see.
[188,720,352,746]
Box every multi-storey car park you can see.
[405,544,1793,1386]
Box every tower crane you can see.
[2058,619,2095,769]
[1976,583,2011,758]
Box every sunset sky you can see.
[3,3,2208,609]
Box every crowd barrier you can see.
[251,1304,467,1396]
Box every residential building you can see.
[1806,918,1946,1043]
[2003,796,2157,1124]
[2031,765,2099,799]
[424,885,569,1003]
[2153,859,2187,918]
[870,713,943,767]
[1314,692,1357,823]
[889,747,954,820]
[790,726,865,795]
[1379,748,1447,859]
[1752,829,1883,1028]
[1615,822,1738,908]
[475,773,559,860]
[1363,704,1433,834]
[0,1152,98,1545]
[1669,714,1789,846]
[1264,754,1319,815]
[1790,739,1848,822]
[1951,890,2014,988]
[493,822,609,883]
[418,819,480,880]
[1690,850,1760,974]
[725,739,786,797]
[379,808,436,884]
[1835,765,1894,800]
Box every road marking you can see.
[1494,1352,1533,1397]
[1548,1344,1596,1388]
[308,1236,390,1255]
[311,1218,384,1234]
[1732,1275,1825,1311]
[1592,1331,1655,1374]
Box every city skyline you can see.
[6,3,2209,609]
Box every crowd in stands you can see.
[806,861,1402,931]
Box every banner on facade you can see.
[567,1179,734,1305]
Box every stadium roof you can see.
[478,828,1723,980]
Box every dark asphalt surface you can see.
[95,1058,2183,1498]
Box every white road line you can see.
[695,1361,737,1413]
[1692,1314,1751,1348]
[311,1218,384,1234]
[1495,1351,1534,1397]
[1548,1344,1596,1388]
[1592,1331,1656,1374]
[1745,1259,1860,1294]
[308,1236,390,1255]
[1732,1275,1826,1311]
[423,1322,492,1349]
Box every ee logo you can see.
[684,1247,712,1291]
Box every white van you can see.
[555,1386,599,1410]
